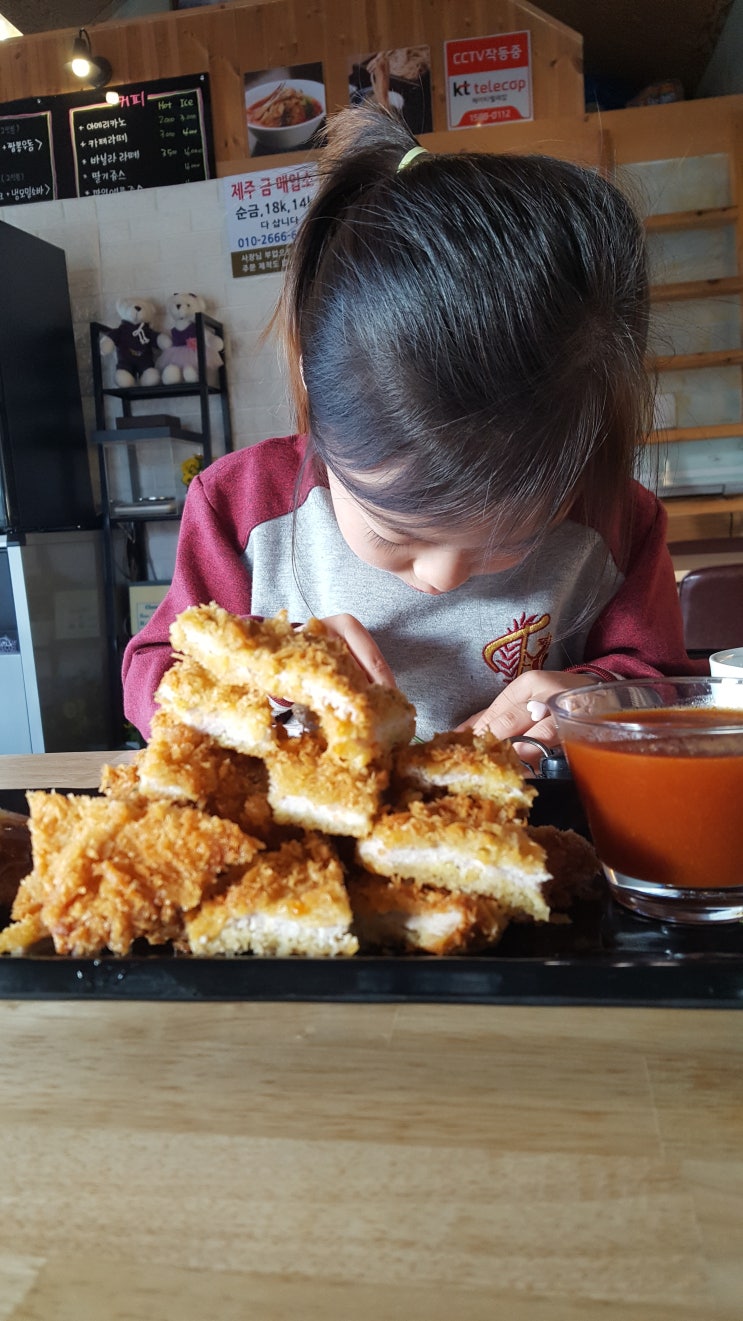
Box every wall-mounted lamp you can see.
[66,29,112,89]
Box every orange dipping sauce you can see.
[562,707,743,890]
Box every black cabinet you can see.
[0,220,96,534]
[90,312,232,741]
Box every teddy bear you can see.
[156,292,224,385]
[99,296,161,387]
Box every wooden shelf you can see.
[644,206,738,233]
[662,493,743,517]
[648,348,743,372]
[649,423,743,444]
[650,275,743,303]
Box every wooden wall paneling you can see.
[115,16,183,82]
[420,114,603,167]
[601,95,741,165]
[179,8,243,160]
[2,30,61,100]
[321,0,369,118]
[731,111,743,434]
[0,0,584,161]
[293,1,330,74]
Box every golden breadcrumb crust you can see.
[185,833,357,957]
[264,733,389,836]
[170,603,415,766]
[347,868,511,955]
[0,608,594,962]
[2,792,263,957]
[356,796,551,922]
[155,656,275,756]
[527,825,601,909]
[394,729,535,819]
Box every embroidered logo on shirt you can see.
[483,612,552,680]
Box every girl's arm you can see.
[121,470,253,738]
[566,484,706,682]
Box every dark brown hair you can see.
[278,103,652,547]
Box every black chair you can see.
[677,563,743,656]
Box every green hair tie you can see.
[396,146,428,173]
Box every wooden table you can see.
[0,755,741,1318]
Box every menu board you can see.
[0,74,214,206]
[0,109,56,204]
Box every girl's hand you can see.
[456,671,600,771]
[321,614,396,687]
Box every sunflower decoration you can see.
[181,454,203,487]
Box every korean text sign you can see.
[445,31,533,128]
[223,163,318,278]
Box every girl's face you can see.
[327,471,543,594]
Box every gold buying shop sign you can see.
[223,163,318,278]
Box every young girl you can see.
[122,104,700,753]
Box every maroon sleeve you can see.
[567,483,709,681]
[121,435,309,737]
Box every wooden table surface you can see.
[0,755,741,1318]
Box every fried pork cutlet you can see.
[347,869,511,955]
[185,833,358,957]
[0,792,263,957]
[356,796,551,923]
[170,604,416,767]
[393,730,535,818]
[0,808,32,914]
[154,656,276,757]
[117,712,274,839]
[99,760,142,802]
[527,824,601,910]
[264,734,389,837]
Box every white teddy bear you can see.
[99,296,161,387]
[156,292,224,385]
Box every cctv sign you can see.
[445,31,533,128]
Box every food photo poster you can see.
[244,62,327,158]
[348,46,433,135]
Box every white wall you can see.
[0,178,294,459]
[0,178,294,580]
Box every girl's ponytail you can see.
[278,105,419,430]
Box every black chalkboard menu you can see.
[0,108,56,205]
[0,73,214,206]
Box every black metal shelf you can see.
[102,383,222,399]
[89,311,233,743]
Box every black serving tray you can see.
[1,782,742,1008]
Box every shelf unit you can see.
[616,102,743,549]
[89,312,233,741]
[644,195,743,541]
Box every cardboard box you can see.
[128,582,170,634]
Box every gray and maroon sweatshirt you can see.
[122,434,702,740]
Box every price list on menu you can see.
[0,74,214,205]
[71,78,212,195]
[0,110,56,205]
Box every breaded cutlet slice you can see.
[3,792,263,957]
[132,712,274,838]
[185,833,358,957]
[527,825,601,910]
[0,807,33,914]
[170,604,416,767]
[393,730,535,818]
[99,759,143,802]
[155,656,275,757]
[356,796,551,922]
[264,734,388,837]
[347,869,511,955]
